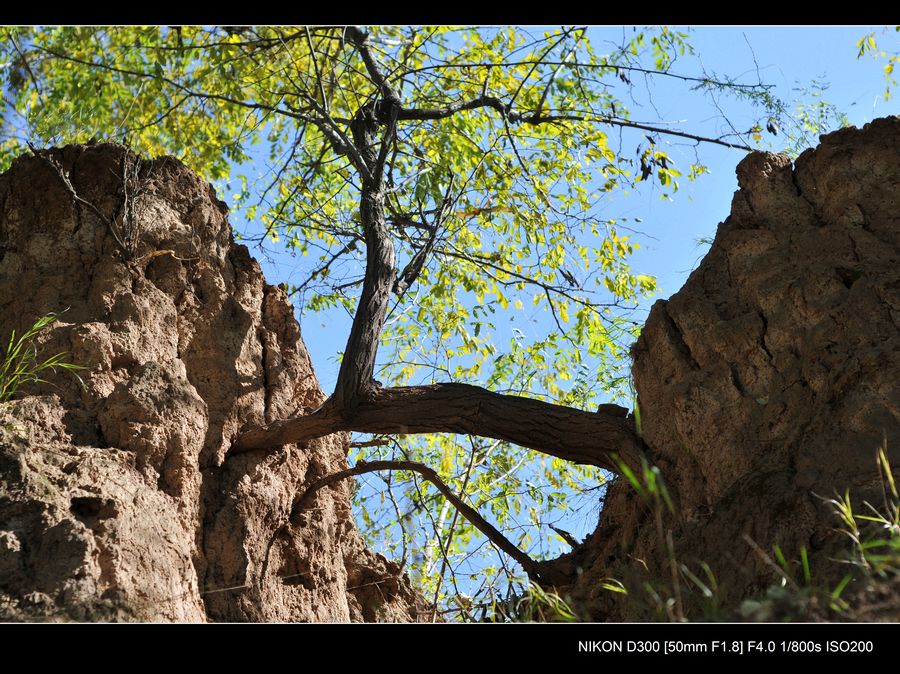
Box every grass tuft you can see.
[0,312,84,403]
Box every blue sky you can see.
[231,26,895,393]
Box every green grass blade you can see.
[800,546,811,586]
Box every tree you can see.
[0,25,813,617]
[857,26,900,99]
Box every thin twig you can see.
[28,143,129,254]
[305,27,329,112]
[430,440,479,620]
[6,30,45,103]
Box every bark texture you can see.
[0,144,422,621]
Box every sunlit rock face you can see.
[0,144,421,622]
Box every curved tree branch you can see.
[295,459,557,582]
[232,383,640,473]
[34,45,310,122]
[342,26,402,105]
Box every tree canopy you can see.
[0,25,845,618]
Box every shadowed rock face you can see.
[564,117,900,620]
[0,144,421,621]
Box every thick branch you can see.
[232,383,640,473]
[396,95,510,122]
[296,459,547,580]
[332,112,396,408]
[342,26,402,105]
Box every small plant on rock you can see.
[0,313,83,402]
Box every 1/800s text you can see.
[577,640,875,655]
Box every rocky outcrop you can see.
[567,117,900,619]
[0,144,422,621]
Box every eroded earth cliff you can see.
[563,117,900,619]
[0,144,421,621]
